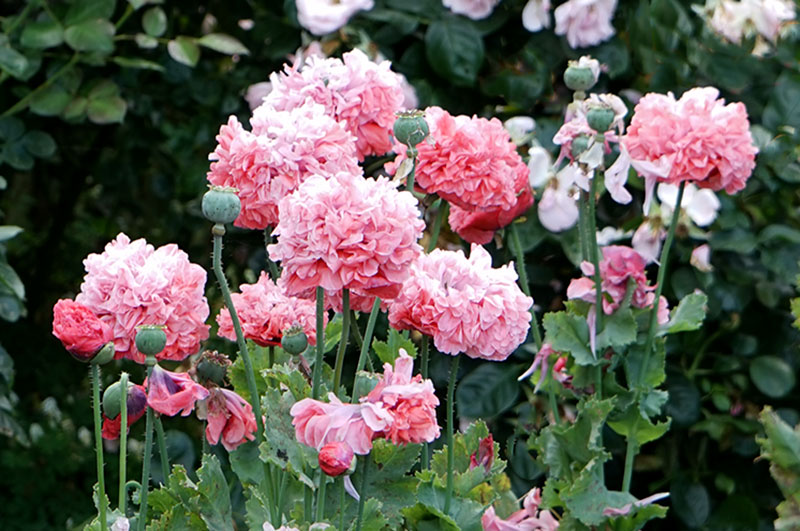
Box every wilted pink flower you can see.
[207,102,360,230]
[102,384,147,440]
[203,387,257,451]
[52,299,113,362]
[449,186,534,244]
[268,172,424,300]
[482,488,560,530]
[296,0,374,35]
[388,245,532,361]
[388,107,530,213]
[76,234,209,364]
[217,272,321,347]
[319,441,355,476]
[469,434,494,474]
[554,0,617,49]
[603,492,669,517]
[266,49,405,160]
[518,343,556,392]
[364,350,440,445]
[442,0,501,19]
[621,87,757,209]
[146,365,210,417]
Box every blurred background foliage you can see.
[0,0,798,529]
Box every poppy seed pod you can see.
[586,106,616,134]
[393,110,429,149]
[202,186,241,225]
[281,325,309,355]
[135,325,167,356]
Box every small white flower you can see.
[657,183,721,227]
[522,0,552,32]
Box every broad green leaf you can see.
[425,17,484,87]
[167,37,200,67]
[323,313,343,353]
[0,118,24,142]
[196,454,233,530]
[750,356,796,398]
[0,261,25,300]
[658,292,707,335]
[758,407,800,472]
[65,0,117,26]
[29,85,72,116]
[561,463,637,526]
[543,311,594,366]
[64,19,115,54]
[142,7,167,37]
[456,362,519,418]
[347,498,387,531]
[596,308,636,350]
[150,430,195,486]
[624,340,666,391]
[670,476,710,528]
[258,388,316,488]
[62,97,89,121]
[608,406,671,446]
[763,71,800,130]
[87,96,127,124]
[197,33,250,55]
[21,131,56,158]
[0,46,30,79]
[402,480,484,531]
[21,20,64,49]
[0,294,24,321]
[1,143,33,171]
[88,79,121,99]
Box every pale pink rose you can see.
[690,244,713,272]
[749,0,795,42]
[207,102,360,230]
[76,234,209,364]
[364,350,440,444]
[266,49,405,160]
[295,0,374,35]
[217,272,321,347]
[319,440,355,476]
[522,0,552,31]
[554,0,617,49]
[203,388,257,451]
[268,172,424,300]
[449,186,534,244]
[482,488,559,530]
[52,299,112,362]
[146,365,210,417]
[388,245,532,361]
[442,0,501,20]
[388,106,530,213]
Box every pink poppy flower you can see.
[207,102,360,230]
[482,488,560,530]
[318,441,355,476]
[449,185,535,245]
[554,0,617,49]
[217,272,321,347]
[146,365,210,417]
[101,384,147,440]
[203,388,257,451]
[52,299,113,362]
[76,233,209,364]
[266,49,406,160]
[388,245,532,361]
[387,107,530,213]
[268,172,424,300]
[364,350,440,445]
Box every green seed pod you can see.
[564,66,597,92]
[102,380,135,419]
[202,186,241,225]
[281,326,308,355]
[393,110,430,148]
[91,341,115,365]
[571,135,591,159]
[195,351,230,386]
[135,325,167,356]
[586,106,616,133]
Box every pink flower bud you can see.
[319,441,355,477]
[52,299,112,362]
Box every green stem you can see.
[578,190,592,261]
[2,53,80,117]
[509,223,543,349]
[315,475,327,521]
[444,355,460,514]
[339,477,346,531]
[312,287,325,400]
[154,416,170,481]
[621,433,638,493]
[304,472,313,522]
[405,151,417,194]
[349,309,364,350]
[333,289,351,397]
[138,360,156,531]
[263,228,280,281]
[351,297,381,403]
[118,372,128,514]
[588,172,604,348]
[355,457,369,531]
[91,363,107,531]
[268,345,274,369]
[420,337,430,469]
[548,385,561,425]
[427,200,448,253]
[115,4,135,29]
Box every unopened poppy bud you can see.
[52,299,114,363]
[571,135,591,159]
[586,106,616,133]
[393,110,429,149]
[135,325,167,356]
[564,65,596,92]
[92,341,115,365]
[202,186,241,225]
[281,325,308,355]
[319,441,355,477]
[195,350,231,386]
[103,379,136,419]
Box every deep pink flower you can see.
[76,233,209,364]
[318,441,355,476]
[469,434,494,474]
[203,388,257,451]
[388,245,532,361]
[101,384,147,440]
[387,107,530,213]
[268,172,424,300]
[207,102,360,230]
[482,488,560,530]
[363,350,440,445]
[217,272,321,347]
[449,185,534,245]
[266,49,406,160]
[146,365,210,417]
[52,299,113,362]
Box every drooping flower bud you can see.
[202,186,241,225]
[135,325,167,357]
[319,441,355,477]
[393,110,429,149]
[101,382,147,440]
[52,299,114,363]
[281,325,309,355]
[469,434,495,474]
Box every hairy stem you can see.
[427,200,448,253]
[355,457,369,531]
[444,355,460,514]
[509,223,543,349]
[91,363,107,531]
[420,337,430,468]
[154,416,170,481]
[333,289,351,397]
[137,361,155,531]
[351,297,381,403]
[312,287,325,400]
[118,372,128,514]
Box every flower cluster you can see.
[76,233,210,364]
[388,245,532,361]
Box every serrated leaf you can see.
[197,33,250,55]
[596,308,636,350]
[21,20,64,49]
[406,480,485,531]
[21,131,56,158]
[347,498,387,531]
[425,17,484,87]
[196,454,233,529]
[608,406,671,446]
[372,328,417,366]
[259,388,316,488]
[64,19,115,54]
[624,340,666,391]
[543,311,594,365]
[561,462,636,526]
[0,46,30,79]
[167,37,200,67]
[87,96,126,124]
[658,292,707,335]
[142,7,167,37]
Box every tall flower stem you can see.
[91,363,107,531]
[339,478,346,531]
[587,170,605,484]
[420,337,430,469]
[312,287,325,400]
[427,200,449,253]
[154,417,170,481]
[211,225,276,520]
[355,457,369,531]
[405,151,417,195]
[444,355,460,514]
[578,191,592,262]
[315,476,328,522]
[137,358,156,531]
[348,310,364,350]
[118,372,128,514]
[268,345,275,369]
[263,228,280,281]
[333,289,351,397]
[351,297,381,403]
[509,223,542,349]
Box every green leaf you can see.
[596,308,636,350]
[167,37,200,67]
[624,340,666,391]
[372,327,417,366]
[706,495,759,531]
[62,97,88,121]
[0,226,21,243]
[0,261,25,300]
[20,20,64,49]
[0,117,24,142]
[763,71,800,130]
[29,85,72,116]
[196,454,233,530]
[142,7,167,37]
[65,0,117,26]
[1,143,33,171]
[197,33,250,55]
[88,79,121,99]
[21,131,56,158]
[323,313,343,354]
[0,46,30,79]
[135,33,159,48]
[561,464,637,526]
[608,406,671,446]
[0,294,24,321]
[670,476,710,528]
[64,19,115,54]
[259,388,316,488]
[111,56,164,71]
[665,376,701,427]
[403,480,485,531]
[658,292,707,335]
[87,96,127,124]
[543,311,594,366]
[456,362,519,418]
[425,17,484,87]
[750,356,796,399]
